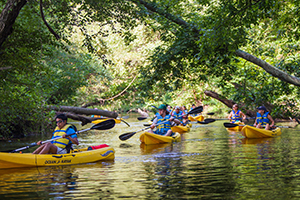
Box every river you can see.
[0,116,299,199]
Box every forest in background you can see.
[1,0,300,138]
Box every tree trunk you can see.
[46,105,118,118]
[0,0,27,48]
[204,90,256,117]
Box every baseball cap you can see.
[158,104,166,110]
[257,106,267,111]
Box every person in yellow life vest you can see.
[253,106,275,130]
[148,104,181,136]
[33,114,79,154]
[228,104,246,123]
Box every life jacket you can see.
[156,114,172,135]
[256,112,270,125]
[52,124,76,149]
[231,110,242,122]
[173,111,183,122]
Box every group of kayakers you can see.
[228,104,275,130]
[149,104,198,137]
[32,103,275,155]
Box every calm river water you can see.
[0,116,300,199]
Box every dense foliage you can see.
[1,0,300,138]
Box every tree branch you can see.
[40,0,60,39]
[235,49,300,86]
[82,74,138,108]
[132,0,300,87]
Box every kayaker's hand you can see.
[62,134,70,139]
[37,141,42,145]
[150,124,156,129]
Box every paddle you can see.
[2,119,116,153]
[138,117,148,121]
[119,106,203,141]
[223,122,291,129]
[206,112,215,115]
[119,118,130,127]
[197,118,216,124]
[151,105,158,109]
[93,117,130,127]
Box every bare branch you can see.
[40,0,60,39]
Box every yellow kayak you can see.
[188,115,204,122]
[241,125,282,138]
[0,146,115,169]
[92,118,121,124]
[171,124,191,134]
[226,122,245,132]
[139,132,181,145]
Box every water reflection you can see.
[1,118,300,199]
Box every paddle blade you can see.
[151,105,158,109]
[137,117,148,121]
[198,119,216,124]
[223,122,239,128]
[119,132,136,141]
[121,119,130,127]
[91,119,116,130]
[206,112,215,115]
[188,106,203,115]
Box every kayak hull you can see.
[188,115,204,122]
[171,125,190,134]
[241,125,282,138]
[139,132,181,145]
[226,122,244,132]
[0,146,115,169]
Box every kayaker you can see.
[148,104,181,136]
[228,104,246,123]
[33,114,79,154]
[253,106,275,130]
[167,105,172,113]
[182,105,189,125]
[172,106,185,126]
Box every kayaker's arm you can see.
[253,117,258,127]
[169,117,182,126]
[63,134,79,145]
[227,111,233,121]
[268,114,275,127]
[240,111,247,120]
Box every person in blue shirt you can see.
[172,106,185,125]
[253,106,275,130]
[33,114,79,154]
[149,104,180,136]
[228,104,246,123]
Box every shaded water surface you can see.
[1,117,300,199]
